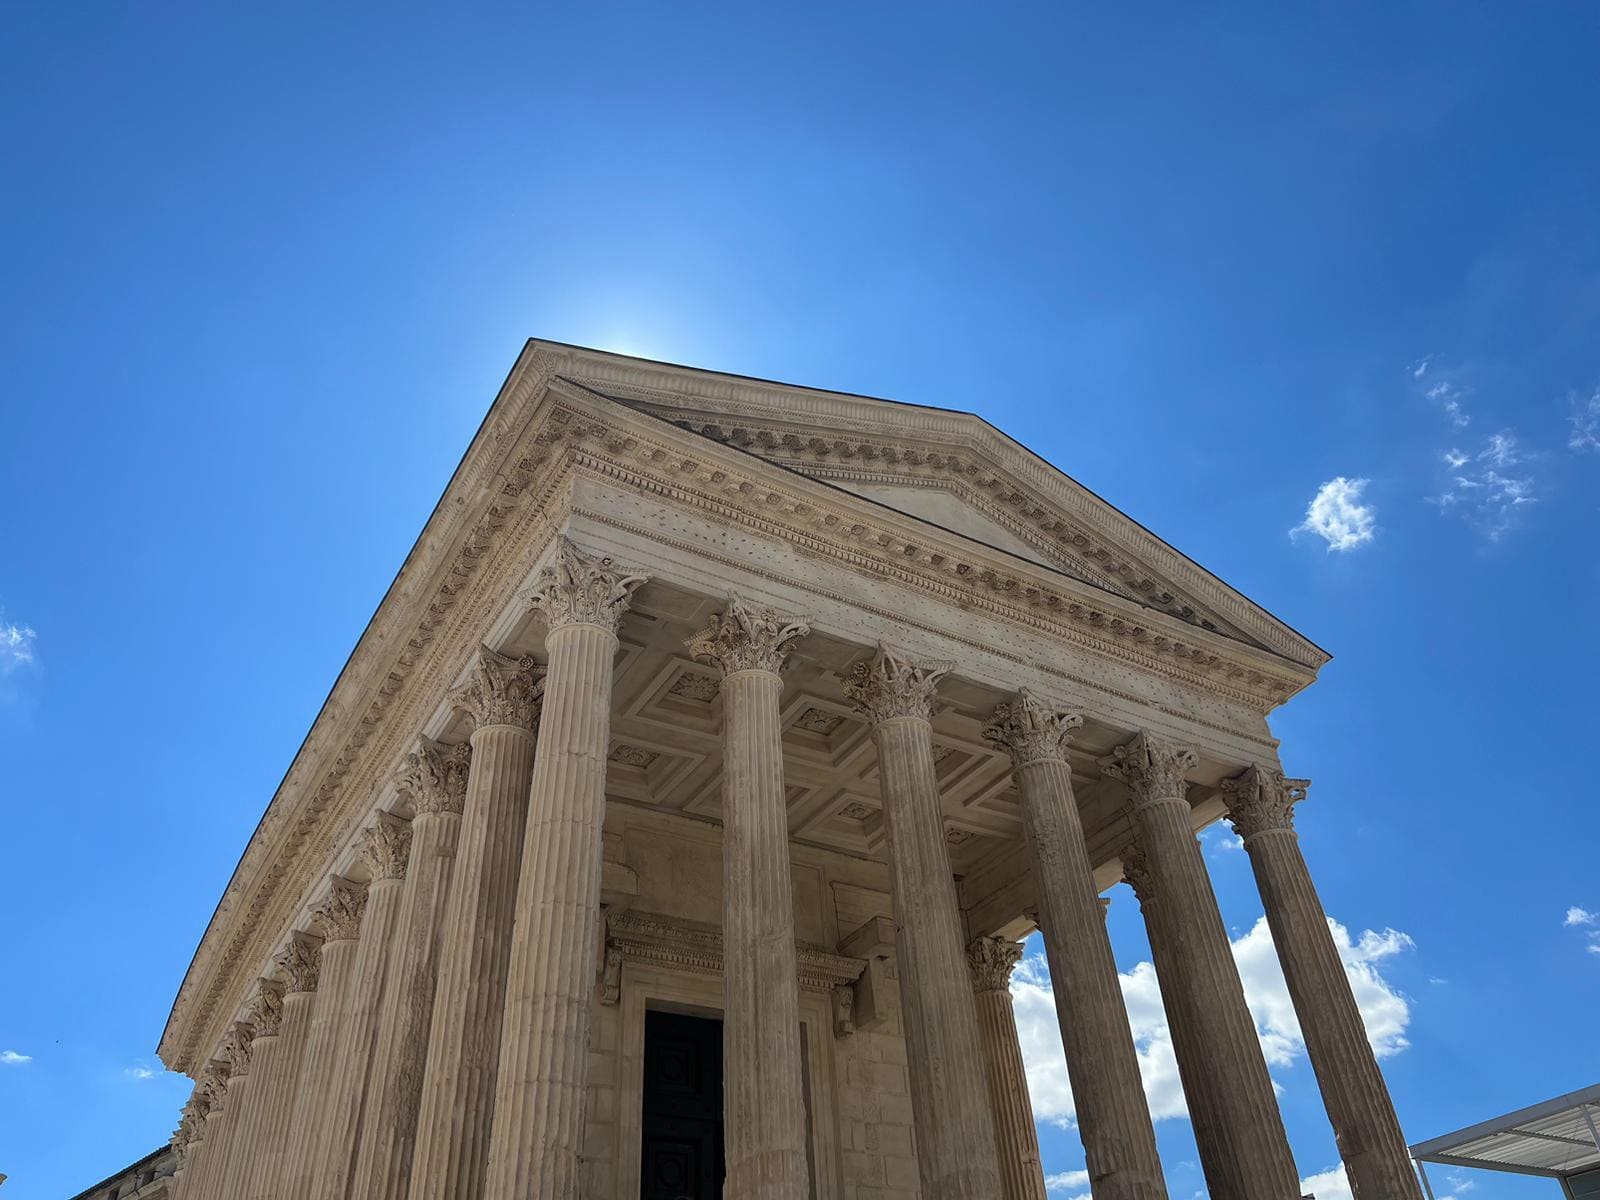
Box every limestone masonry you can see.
[156,341,1416,1200]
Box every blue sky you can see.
[3,3,1598,1197]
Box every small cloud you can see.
[1215,833,1244,852]
[124,1065,156,1080]
[1045,1169,1091,1196]
[1410,356,1434,380]
[0,615,37,673]
[1569,388,1600,453]
[1292,477,1377,552]
[1,1050,32,1065]
[1564,906,1597,927]
[1431,430,1537,540]
[1425,381,1473,429]
[1429,976,1449,985]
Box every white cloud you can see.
[1564,906,1597,927]
[1,1049,32,1065]
[1431,431,1537,540]
[1044,1169,1091,1196]
[1425,380,1472,429]
[124,1065,156,1080]
[1013,914,1415,1132]
[1302,1162,1472,1200]
[1569,388,1600,452]
[0,616,37,672]
[1410,356,1434,380]
[1292,478,1377,552]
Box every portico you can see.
[159,341,1418,1200]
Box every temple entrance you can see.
[640,1010,725,1200]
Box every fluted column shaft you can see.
[719,666,811,1198]
[967,939,1048,1200]
[484,620,624,1198]
[988,695,1167,1200]
[285,928,365,1200]
[350,741,469,1200]
[217,1029,284,1200]
[408,714,538,1200]
[1226,768,1421,1200]
[246,970,319,1200]
[313,816,413,1200]
[845,645,1003,1200]
[1109,733,1298,1200]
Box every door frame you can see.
[615,960,844,1199]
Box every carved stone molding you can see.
[312,876,368,942]
[1122,842,1156,906]
[450,645,545,731]
[394,736,471,816]
[1221,764,1309,843]
[522,534,647,635]
[248,977,285,1038]
[603,909,864,998]
[685,592,810,676]
[1099,730,1199,808]
[360,810,413,881]
[196,1061,230,1113]
[982,689,1084,768]
[842,643,951,725]
[174,1100,204,1153]
[832,985,856,1037]
[966,936,1024,993]
[275,931,324,995]
[218,1021,255,1079]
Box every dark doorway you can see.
[640,1010,725,1200]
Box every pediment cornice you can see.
[550,346,1326,671]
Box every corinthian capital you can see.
[312,876,368,942]
[173,1099,204,1152]
[275,930,324,994]
[523,536,647,635]
[966,936,1024,993]
[451,646,545,731]
[982,689,1084,768]
[218,1021,254,1079]
[1099,731,1198,808]
[842,644,952,725]
[360,811,413,881]
[1221,764,1309,842]
[248,977,285,1038]
[686,593,810,676]
[395,736,471,815]
[196,1060,230,1113]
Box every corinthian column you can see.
[966,938,1048,1200]
[984,693,1167,1200]
[217,979,286,1200]
[245,931,323,1200]
[193,1021,255,1199]
[409,648,544,1200]
[1103,733,1298,1200]
[349,738,471,1200]
[284,876,369,1200]
[484,538,645,1200]
[843,645,1003,1200]
[182,1061,230,1200]
[687,594,812,1200]
[170,1098,204,1200]
[311,813,414,1200]
[1222,766,1421,1200]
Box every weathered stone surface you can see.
[966,938,1048,1200]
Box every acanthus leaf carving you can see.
[982,688,1084,768]
[686,592,810,676]
[1221,764,1309,843]
[1121,841,1156,906]
[522,535,647,635]
[312,875,368,942]
[450,645,544,731]
[842,643,951,725]
[1098,730,1198,807]
[395,736,472,816]
[218,1021,255,1078]
[275,930,324,995]
[360,810,414,881]
[965,936,1024,993]
[248,976,285,1038]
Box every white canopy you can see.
[1410,1083,1600,1195]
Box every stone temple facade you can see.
[158,342,1419,1200]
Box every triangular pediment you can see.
[541,342,1327,669]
